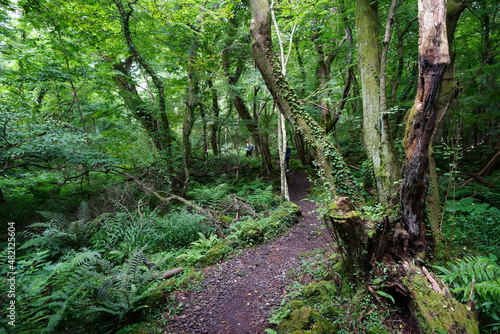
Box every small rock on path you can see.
[165,171,330,334]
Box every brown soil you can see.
[165,171,331,333]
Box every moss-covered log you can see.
[400,261,479,333]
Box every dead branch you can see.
[159,267,184,280]
[422,266,444,295]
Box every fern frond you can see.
[435,255,500,303]
[67,249,102,268]
[77,201,91,222]
[37,211,71,229]
[476,278,500,300]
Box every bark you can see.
[427,0,467,250]
[157,267,184,280]
[278,112,289,200]
[400,0,451,256]
[182,62,199,191]
[271,2,291,200]
[356,0,401,205]
[112,0,171,153]
[207,80,220,155]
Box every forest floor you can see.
[165,170,332,334]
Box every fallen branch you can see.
[158,267,184,280]
[422,266,444,296]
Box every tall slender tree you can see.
[355,0,401,206]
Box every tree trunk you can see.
[182,60,199,192]
[356,0,401,205]
[113,0,171,153]
[278,112,289,200]
[250,0,355,199]
[427,0,467,251]
[400,0,451,256]
[207,80,221,156]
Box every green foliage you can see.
[235,181,278,211]
[268,280,395,334]
[20,201,99,257]
[188,180,278,217]
[0,247,163,334]
[434,255,500,332]
[91,210,214,260]
[176,233,231,266]
[188,183,231,210]
[442,197,500,258]
[227,202,302,247]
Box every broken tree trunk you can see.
[328,196,479,333]
[400,261,478,333]
[400,0,451,257]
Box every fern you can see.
[21,201,99,255]
[434,254,500,330]
[247,185,276,210]
[189,183,231,209]
[176,233,223,265]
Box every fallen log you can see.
[401,261,478,333]
[157,267,184,280]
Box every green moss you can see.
[239,221,265,245]
[302,281,337,306]
[175,267,204,290]
[288,300,306,310]
[201,242,232,265]
[277,305,320,333]
[402,264,479,334]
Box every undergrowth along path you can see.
[166,171,331,334]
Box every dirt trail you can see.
[166,171,330,334]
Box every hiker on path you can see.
[246,141,254,157]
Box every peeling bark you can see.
[400,0,450,255]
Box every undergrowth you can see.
[266,248,400,334]
[0,174,301,334]
[434,254,500,333]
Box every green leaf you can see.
[375,290,395,304]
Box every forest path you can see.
[166,171,330,334]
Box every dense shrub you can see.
[91,209,214,260]
[442,198,500,258]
